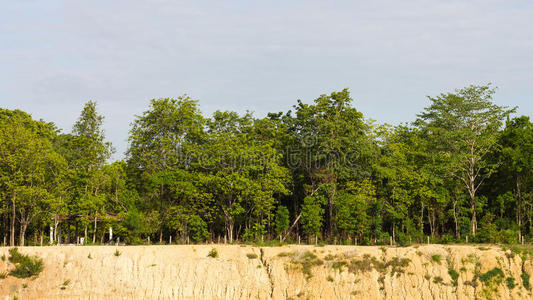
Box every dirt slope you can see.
[0,244,532,299]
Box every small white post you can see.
[50,227,54,244]
[466,235,468,244]
[109,227,113,243]
[169,235,172,244]
[427,236,430,244]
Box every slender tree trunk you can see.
[19,222,28,246]
[470,193,477,237]
[10,192,16,246]
[93,213,97,243]
[453,200,459,238]
[84,225,88,242]
[517,175,522,238]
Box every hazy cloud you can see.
[1,0,532,159]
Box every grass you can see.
[346,254,410,277]
[208,248,218,258]
[431,254,442,265]
[288,251,324,279]
[479,268,505,299]
[506,277,516,289]
[448,269,459,287]
[327,275,334,282]
[521,272,531,290]
[63,279,71,286]
[0,271,7,279]
[479,268,504,283]
[8,248,44,278]
[331,260,348,272]
[87,253,92,259]
[114,249,121,257]
[433,276,444,284]
[246,253,258,259]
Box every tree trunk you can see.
[471,196,477,237]
[517,175,522,238]
[10,192,16,246]
[453,200,459,238]
[84,225,88,243]
[93,213,97,243]
[19,222,28,246]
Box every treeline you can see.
[1,85,532,246]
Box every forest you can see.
[1,84,532,247]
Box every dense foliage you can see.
[1,85,532,246]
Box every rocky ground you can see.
[0,244,532,299]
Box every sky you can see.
[1,0,532,160]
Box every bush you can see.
[188,215,209,243]
[522,272,531,290]
[448,269,459,287]
[246,253,258,259]
[8,248,44,278]
[431,254,442,264]
[208,248,218,258]
[439,234,457,244]
[506,277,516,289]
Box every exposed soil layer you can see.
[0,244,532,299]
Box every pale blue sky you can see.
[1,0,532,160]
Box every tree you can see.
[288,89,375,238]
[274,205,290,237]
[127,96,207,242]
[498,116,533,236]
[0,109,66,245]
[416,85,515,236]
[200,111,289,242]
[300,195,323,241]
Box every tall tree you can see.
[416,85,514,236]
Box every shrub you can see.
[433,276,444,284]
[506,277,516,289]
[208,248,218,258]
[480,268,504,283]
[522,272,531,290]
[448,269,459,287]
[188,215,209,243]
[8,248,44,278]
[331,260,347,271]
[246,253,258,259]
[289,251,323,279]
[431,254,442,265]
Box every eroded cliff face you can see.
[0,245,532,299]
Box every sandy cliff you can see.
[0,244,532,299]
